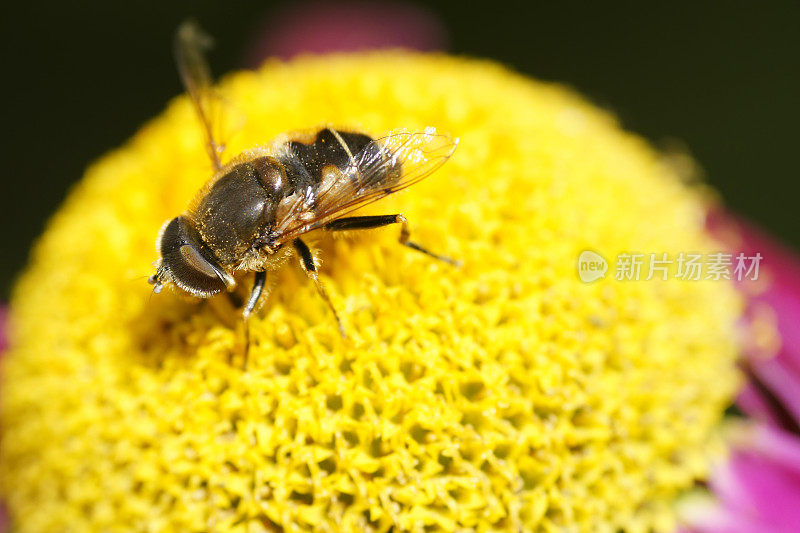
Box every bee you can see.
[149,22,459,335]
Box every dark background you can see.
[1,1,798,299]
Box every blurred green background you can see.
[1,1,798,299]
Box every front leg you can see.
[293,238,345,337]
[323,214,460,266]
[243,270,267,318]
[235,270,267,367]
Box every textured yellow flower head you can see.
[1,52,741,531]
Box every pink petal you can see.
[246,1,448,66]
[683,424,800,533]
[736,382,786,429]
[750,355,800,431]
[0,305,6,354]
[717,426,800,530]
[747,424,800,477]
[707,210,800,430]
[717,451,800,528]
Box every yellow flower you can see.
[0,52,741,532]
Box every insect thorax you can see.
[191,156,285,264]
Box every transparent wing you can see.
[175,20,226,171]
[272,128,459,244]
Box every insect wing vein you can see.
[272,130,458,244]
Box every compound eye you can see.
[156,216,229,297]
[167,242,227,297]
[180,244,220,278]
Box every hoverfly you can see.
[149,22,459,335]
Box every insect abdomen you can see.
[279,128,377,192]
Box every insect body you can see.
[149,22,458,334]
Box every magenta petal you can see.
[706,425,800,533]
[737,382,786,428]
[246,1,448,66]
[682,425,800,533]
[0,305,6,354]
[707,210,800,430]
[721,452,800,528]
[750,355,800,431]
[748,424,800,477]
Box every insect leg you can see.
[293,239,346,337]
[243,270,267,318]
[324,214,461,266]
[238,270,267,367]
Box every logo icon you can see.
[578,250,608,283]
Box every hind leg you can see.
[323,214,460,265]
[293,238,345,337]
